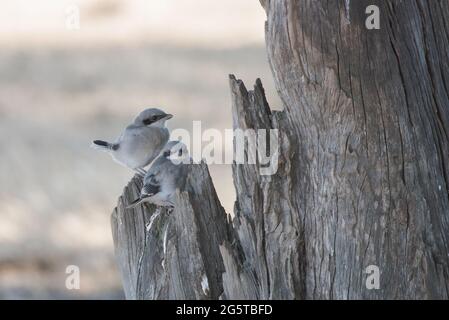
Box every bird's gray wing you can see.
[142,173,160,196]
[117,124,149,144]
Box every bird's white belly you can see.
[113,136,159,169]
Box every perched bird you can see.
[127,141,190,210]
[91,108,172,175]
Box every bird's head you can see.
[162,140,189,163]
[134,108,173,128]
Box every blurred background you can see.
[0,0,281,299]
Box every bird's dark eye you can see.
[143,115,158,125]
[163,150,171,157]
[178,149,183,157]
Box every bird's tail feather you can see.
[91,140,114,152]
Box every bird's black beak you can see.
[164,114,173,120]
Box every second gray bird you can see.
[127,141,190,209]
[92,108,172,175]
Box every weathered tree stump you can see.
[111,163,232,299]
[111,0,449,299]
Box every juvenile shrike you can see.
[127,141,190,210]
[91,108,172,175]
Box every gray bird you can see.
[127,141,190,210]
[91,108,172,175]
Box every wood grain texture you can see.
[263,0,449,299]
[112,0,449,300]
[111,164,232,299]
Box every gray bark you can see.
[111,164,232,299]
[111,0,449,299]
[262,0,449,299]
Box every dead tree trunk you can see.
[111,0,449,299]
[111,164,233,299]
